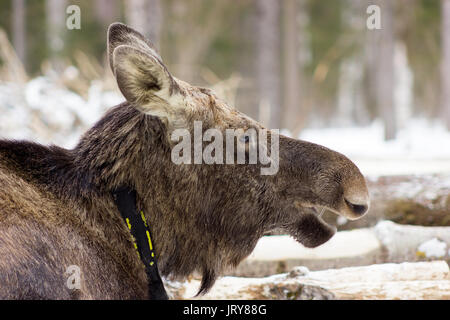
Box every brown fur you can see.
[0,23,369,299]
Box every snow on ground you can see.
[246,230,380,261]
[417,238,448,258]
[0,77,123,148]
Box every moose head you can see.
[99,23,370,293]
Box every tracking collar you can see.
[112,187,168,300]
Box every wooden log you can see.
[299,261,450,300]
[168,261,450,300]
[321,280,450,300]
[168,271,336,300]
[299,261,449,283]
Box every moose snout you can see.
[342,187,370,219]
[344,197,369,216]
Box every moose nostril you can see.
[344,198,368,215]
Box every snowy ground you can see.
[0,77,123,148]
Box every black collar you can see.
[112,187,168,300]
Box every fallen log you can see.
[168,261,450,300]
[297,261,450,300]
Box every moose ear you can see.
[108,23,185,129]
[113,45,180,110]
[107,22,162,75]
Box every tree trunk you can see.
[125,0,161,48]
[46,0,68,70]
[363,0,380,121]
[147,0,162,49]
[125,0,149,37]
[377,0,396,140]
[94,0,119,27]
[336,0,369,127]
[282,0,300,133]
[257,0,281,129]
[441,0,450,130]
[12,0,26,68]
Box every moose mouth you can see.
[287,199,368,248]
[300,196,369,222]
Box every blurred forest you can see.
[1,0,450,140]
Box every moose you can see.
[0,23,369,299]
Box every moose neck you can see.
[72,103,267,293]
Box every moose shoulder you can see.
[0,23,369,299]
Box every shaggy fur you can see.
[0,23,369,299]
